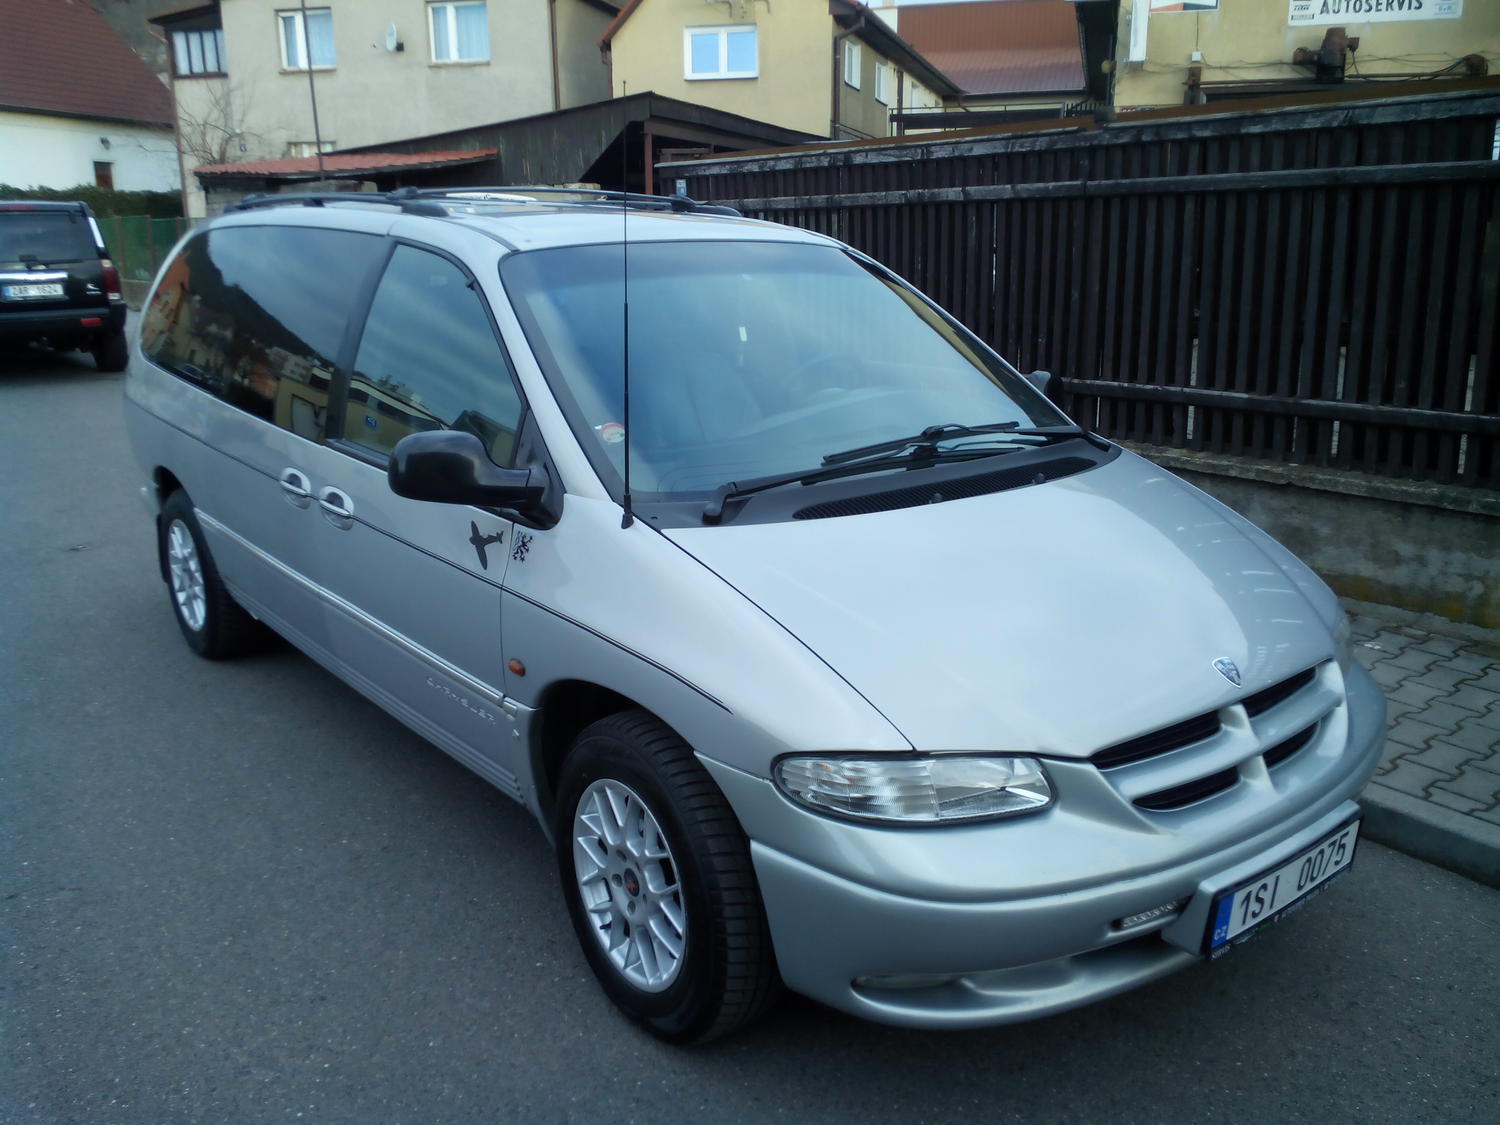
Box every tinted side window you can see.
[344,245,523,464]
[141,225,384,441]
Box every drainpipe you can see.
[299,0,326,181]
[549,0,561,111]
[832,10,866,139]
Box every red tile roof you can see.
[896,0,1086,97]
[0,0,174,127]
[195,149,499,177]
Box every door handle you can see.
[279,468,312,508]
[317,486,354,529]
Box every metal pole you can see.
[300,0,326,180]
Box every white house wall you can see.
[0,110,178,191]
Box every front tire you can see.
[554,711,780,1043]
[158,491,263,659]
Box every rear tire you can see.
[158,491,264,659]
[92,329,128,372]
[554,710,780,1043]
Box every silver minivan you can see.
[126,188,1385,1042]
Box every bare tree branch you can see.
[176,80,265,168]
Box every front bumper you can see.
[701,663,1386,1028]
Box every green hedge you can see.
[0,184,182,218]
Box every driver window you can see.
[345,245,524,463]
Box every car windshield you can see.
[0,211,95,266]
[500,240,1065,498]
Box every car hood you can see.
[664,451,1336,757]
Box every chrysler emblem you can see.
[1213,658,1242,687]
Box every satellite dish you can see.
[384,23,400,52]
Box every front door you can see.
[302,242,531,796]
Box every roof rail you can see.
[230,188,447,216]
[411,185,742,217]
[227,185,740,219]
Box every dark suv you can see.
[0,200,128,371]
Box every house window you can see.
[684,25,758,80]
[93,162,114,190]
[278,8,335,70]
[843,40,862,89]
[171,28,226,77]
[429,2,490,63]
[286,141,336,158]
[875,59,894,106]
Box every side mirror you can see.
[1024,369,1059,401]
[388,430,544,511]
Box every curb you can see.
[1360,781,1500,889]
[1341,596,1500,651]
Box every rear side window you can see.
[0,210,95,266]
[342,244,524,464]
[141,225,384,440]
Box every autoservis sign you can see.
[1289,0,1463,26]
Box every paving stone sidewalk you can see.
[1346,599,1500,887]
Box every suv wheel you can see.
[158,491,264,658]
[92,329,128,372]
[554,710,780,1043]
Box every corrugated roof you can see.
[896,0,1086,97]
[0,0,174,127]
[195,150,499,178]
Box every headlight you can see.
[1333,610,1354,673]
[773,755,1053,825]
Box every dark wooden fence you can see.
[668,83,1500,490]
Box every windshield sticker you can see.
[594,422,626,445]
[468,520,505,570]
[511,531,534,563]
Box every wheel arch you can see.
[150,468,186,581]
[529,678,638,828]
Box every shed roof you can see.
[0,0,174,127]
[195,150,499,179]
[895,0,1086,97]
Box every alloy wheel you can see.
[571,778,687,992]
[166,519,207,631]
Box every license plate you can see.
[1204,816,1359,957]
[3,282,64,299]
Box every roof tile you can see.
[0,0,174,126]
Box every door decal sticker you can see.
[468,521,505,570]
[510,531,533,562]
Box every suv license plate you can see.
[4,283,64,299]
[1204,816,1359,957]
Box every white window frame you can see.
[428,1,491,64]
[287,140,336,158]
[683,25,758,81]
[843,40,862,89]
[874,59,893,105]
[277,8,334,71]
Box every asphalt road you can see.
[3,336,1499,1125]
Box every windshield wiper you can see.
[701,446,1011,524]
[821,421,1087,466]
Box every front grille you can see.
[1263,723,1318,769]
[1132,768,1240,811]
[1091,711,1220,770]
[792,457,1093,520]
[1243,667,1316,717]
[1094,664,1331,815]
